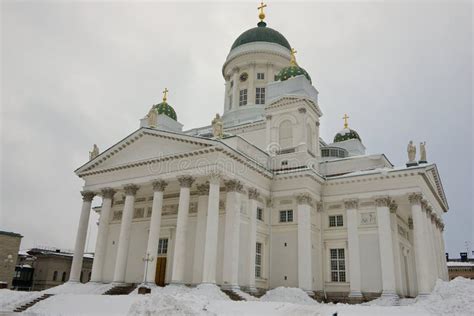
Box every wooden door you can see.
[155,257,167,286]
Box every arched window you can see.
[306,123,313,152]
[52,271,58,281]
[61,272,67,282]
[279,120,293,149]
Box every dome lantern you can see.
[275,48,312,83]
[333,114,362,143]
[151,88,177,121]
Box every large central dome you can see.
[230,21,291,51]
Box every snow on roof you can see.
[327,162,435,180]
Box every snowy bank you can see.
[260,287,317,305]
[0,289,41,312]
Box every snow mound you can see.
[414,277,474,315]
[128,284,229,315]
[44,282,114,295]
[260,287,317,305]
[190,284,229,301]
[233,289,259,301]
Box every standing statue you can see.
[89,144,99,160]
[212,113,223,138]
[419,141,427,163]
[406,140,417,166]
[147,108,158,127]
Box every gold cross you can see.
[290,48,297,65]
[258,1,267,21]
[162,88,169,102]
[342,113,349,128]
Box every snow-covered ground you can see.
[0,277,472,315]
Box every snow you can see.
[0,289,42,311]
[1,278,473,315]
[447,261,474,267]
[261,287,317,305]
[44,281,115,295]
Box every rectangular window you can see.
[256,87,266,105]
[330,248,346,282]
[255,242,262,278]
[257,72,265,80]
[239,89,248,106]
[329,215,344,227]
[279,210,293,223]
[257,207,263,221]
[158,238,168,255]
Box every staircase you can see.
[14,293,54,312]
[221,289,246,301]
[103,284,137,295]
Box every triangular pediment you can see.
[423,165,449,211]
[265,96,322,116]
[75,128,216,175]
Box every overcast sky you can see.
[1,1,472,257]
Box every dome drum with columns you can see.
[72,3,449,303]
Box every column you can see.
[171,176,195,284]
[192,183,209,284]
[144,180,167,284]
[375,196,398,297]
[427,207,440,282]
[248,63,256,105]
[421,200,436,288]
[390,201,403,295]
[344,199,362,297]
[316,202,324,293]
[222,180,242,289]
[90,188,115,282]
[231,68,239,109]
[247,188,259,292]
[297,193,313,292]
[266,62,274,83]
[202,173,221,283]
[113,184,139,283]
[69,191,95,282]
[408,192,431,296]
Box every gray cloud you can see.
[1,1,472,257]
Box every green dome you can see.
[334,128,361,143]
[276,65,312,84]
[231,21,291,51]
[152,101,177,121]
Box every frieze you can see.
[135,197,146,203]
[112,210,122,221]
[328,204,342,210]
[360,212,376,225]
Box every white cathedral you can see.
[68,6,449,301]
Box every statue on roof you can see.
[406,140,417,166]
[147,108,158,127]
[89,144,99,160]
[419,141,427,163]
[212,113,224,138]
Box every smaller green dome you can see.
[276,65,312,84]
[334,128,361,143]
[152,101,177,121]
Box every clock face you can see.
[239,72,248,82]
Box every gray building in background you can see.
[0,231,23,288]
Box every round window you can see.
[239,72,248,82]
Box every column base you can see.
[406,162,418,167]
[381,291,399,298]
[221,284,240,291]
[349,290,363,298]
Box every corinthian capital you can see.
[101,188,116,199]
[81,191,95,202]
[296,193,312,206]
[248,188,260,200]
[207,171,221,184]
[123,184,139,196]
[152,179,168,192]
[408,192,423,205]
[375,196,391,207]
[316,202,324,213]
[389,201,398,214]
[177,176,195,188]
[196,183,210,196]
[224,179,241,192]
[344,199,358,210]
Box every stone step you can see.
[221,289,246,301]
[13,294,54,312]
[103,284,137,295]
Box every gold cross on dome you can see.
[342,113,349,128]
[162,88,169,102]
[258,1,267,21]
[290,48,297,65]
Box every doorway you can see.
[155,257,167,286]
